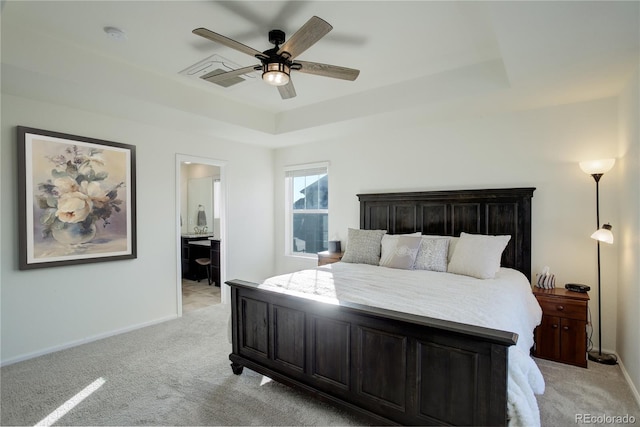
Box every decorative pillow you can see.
[447,236,459,263]
[379,234,422,269]
[423,235,459,262]
[341,228,387,265]
[447,232,511,279]
[414,236,450,272]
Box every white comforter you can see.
[260,262,545,426]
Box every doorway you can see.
[175,154,227,316]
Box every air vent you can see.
[203,68,245,88]
[179,54,256,87]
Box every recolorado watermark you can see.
[576,413,636,424]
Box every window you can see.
[285,163,329,257]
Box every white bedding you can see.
[260,262,545,427]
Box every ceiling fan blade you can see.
[201,65,259,84]
[277,16,332,59]
[193,28,263,58]
[215,1,308,32]
[278,80,297,99]
[295,60,360,81]
[213,1,264,28]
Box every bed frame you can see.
[226,187,535,425]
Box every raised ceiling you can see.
[2,1,638,147]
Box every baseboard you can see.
[0,314,178,367]
[597,349,640,408]
[616,354,640,408]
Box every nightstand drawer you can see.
[536,296,586,321]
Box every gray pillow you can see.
[414,236,450,272]
[341,228,387,265]
[379,234,422,269]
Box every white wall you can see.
[274,96,621,357]
[0,94,275,365]
[2,86,637,402]
[617,66,640,401]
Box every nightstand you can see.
[532,287,590,368]
[317,251,344,266]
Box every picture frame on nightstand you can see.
[317,250,344,266]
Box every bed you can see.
[226,187,543,426]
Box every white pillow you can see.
[447,232,511,279]
[379,234,422,269]
[414,236,450,272]
[447,236,459,263]
[341,228,387,265]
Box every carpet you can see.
[1,303,367,426]
[1,303,638,426]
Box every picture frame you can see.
[17,126,137,269]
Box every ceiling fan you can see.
[192,16,360,99]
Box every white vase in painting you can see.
[51,222,97,245]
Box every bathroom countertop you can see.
[188,238,220,246]
[181,233,214,238]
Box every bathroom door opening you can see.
[176,154,227,316]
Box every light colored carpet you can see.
[1,303,638,426]
[535,357,640,426]
[0,304,367,426]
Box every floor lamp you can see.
[579,158,618,365]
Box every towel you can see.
[197,206,207,226]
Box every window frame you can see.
[284,162,329,258]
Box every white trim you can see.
[283,161,329,172]
[0,314,177,367]
[588,349,640,408]
[284,162,329,257]
[284,173,293,255]
[617,354,640,408]
[175,154,229,312]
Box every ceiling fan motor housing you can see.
[268,29,285,46]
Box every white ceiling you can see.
[1,1,638,148]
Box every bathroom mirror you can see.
[180,163,220,236]
[187,176,213,234]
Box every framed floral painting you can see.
[17,126,137,269]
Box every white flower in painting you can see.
[55,192,93,223]
[81,181,109,204]
[80,181,110,209]
[53,177,80,195]
[79,151,105,174]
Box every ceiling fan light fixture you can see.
[193,16,359,99]
[262,61,290,86]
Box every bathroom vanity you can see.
[181,234,220,286]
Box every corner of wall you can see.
[616,64,640,406]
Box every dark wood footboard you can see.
[227,279,517,426]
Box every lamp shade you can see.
[579,158,616,175]
[591,223,614,244]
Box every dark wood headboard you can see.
[358,187,535,280]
